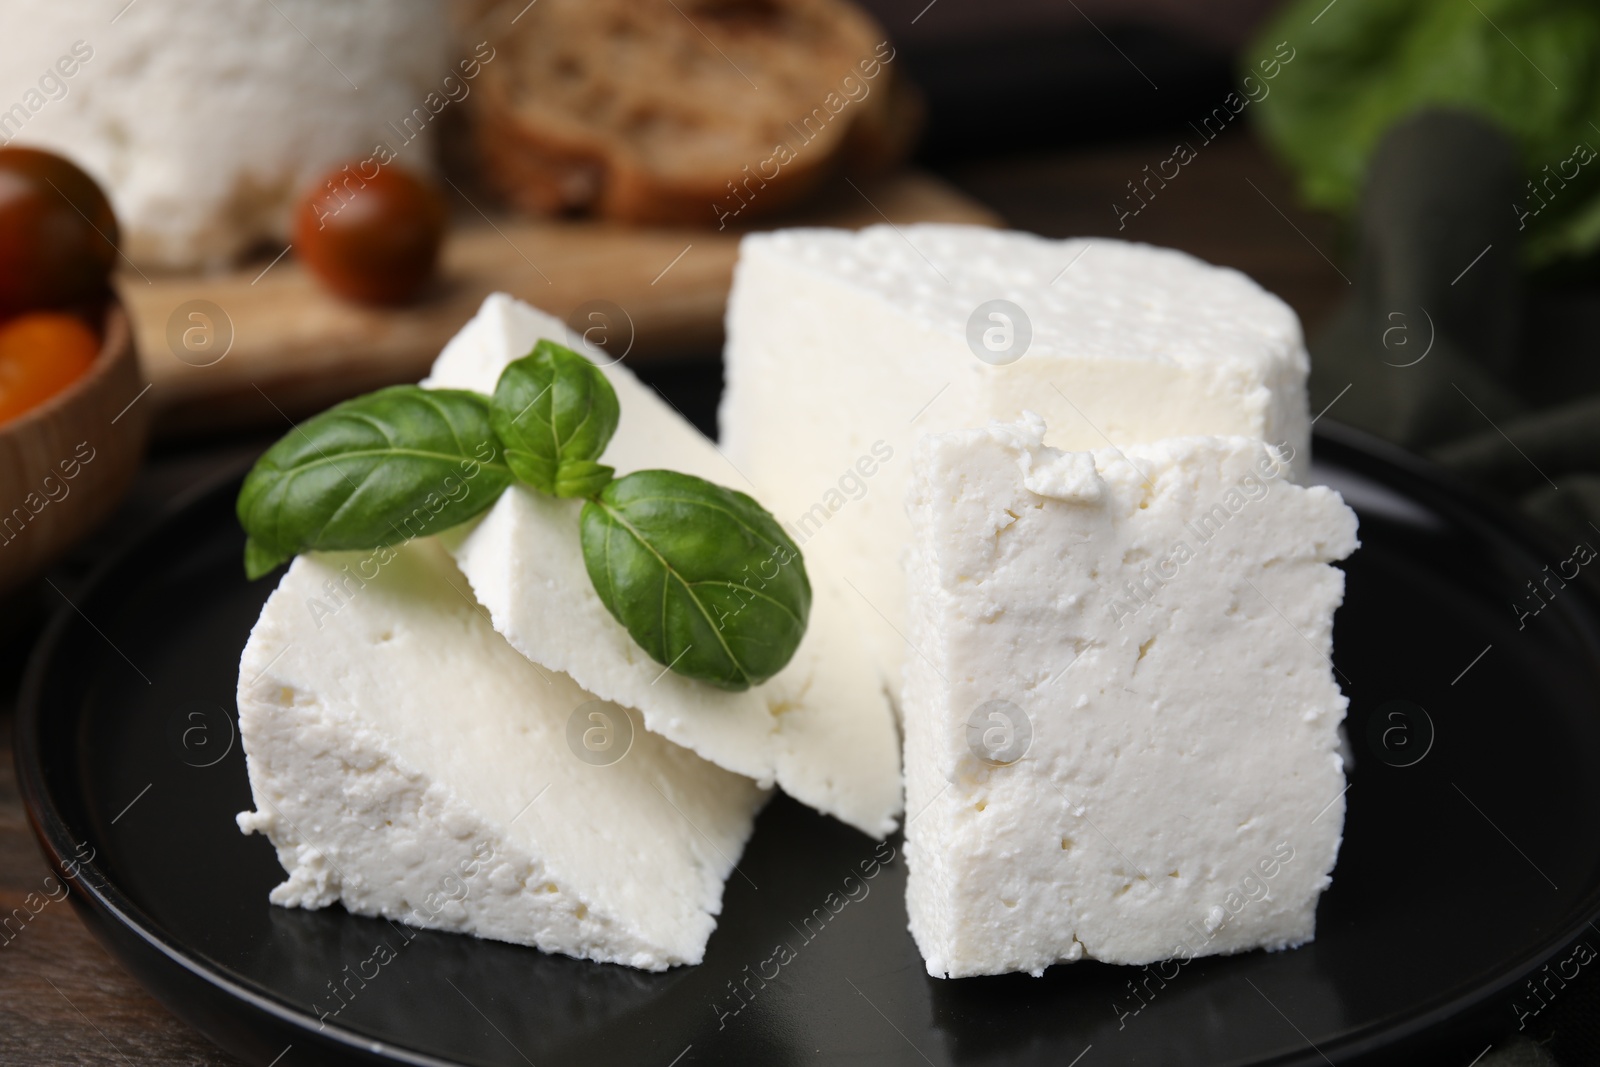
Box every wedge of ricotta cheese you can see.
[422,294,903,838]
[902,415,1357,977]
[720,225,1311,678]
[236,538,766,970]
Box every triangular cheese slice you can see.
[423,294,903,838]
[237,538,766,969]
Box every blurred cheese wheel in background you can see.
[0,0,448,271]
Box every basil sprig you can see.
[237,344,809,690]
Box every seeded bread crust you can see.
[468,0,919,226]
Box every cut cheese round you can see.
[720,225,1312,681]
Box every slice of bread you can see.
[467,0,919,226]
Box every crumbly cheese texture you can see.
[720,225,1311,678]
[902,417,1357,978]
[422,294,903,838]
[0,0,446,269]
[236,539,766,970]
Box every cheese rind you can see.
[423,294,903,838]
[902,417,1357,977]
[720,225,1311,677]
[236,538,766,970]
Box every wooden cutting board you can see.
[118,171,999,436]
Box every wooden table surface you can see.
[0,130,1347,1066]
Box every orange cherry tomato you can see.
[293,163,446,306]
[0,312,99,424]
[0,148,119,319]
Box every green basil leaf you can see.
[237,385,513,575]
[579,470,811,691]
[1251,0,1600,263]
[243,537,289,580]
[490,340,620,498]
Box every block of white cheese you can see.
[236,538,766,970]
[422,294,903,838]
[0,0,449,268]
[902,416,1357,977]
[720,225,1311,677]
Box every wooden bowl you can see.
[0,303,150,594]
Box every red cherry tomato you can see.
[0,148,119,320]
[0,312,99,424]
[294,164,447,306]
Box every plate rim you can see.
[16,422,1600,1067]
[14,457,466,1067]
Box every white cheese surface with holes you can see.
[236,538,766,970]
[902,416,1357,977]
[422,293,903,838]
[720,225,1311,679]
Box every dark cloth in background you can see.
[1309,111,1600,557]
[1308,109,1598,1067]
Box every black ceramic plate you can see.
[18,423,1600,1067]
